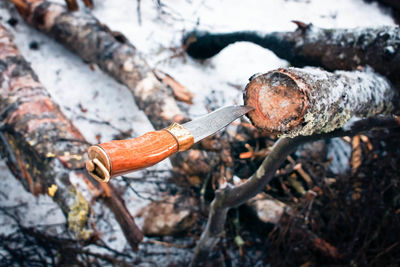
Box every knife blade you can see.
[86,105,253,183]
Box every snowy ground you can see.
[0,0,396,263]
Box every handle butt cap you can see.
[86,146,111,183]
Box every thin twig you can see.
[190,115,399,266]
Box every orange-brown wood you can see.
[99,130,178,177]
[244,70,307,133]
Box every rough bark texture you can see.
[10,0,239,188]
[184,25,400,89]
[244,67,397,137]
[190,115,400,266]
[14,0,184,129]
[0,24,143,248]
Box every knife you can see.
[86,105,253,183]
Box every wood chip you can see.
[153,69,194,104]
[351,135,362,174]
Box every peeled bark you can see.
[184,25,400,88]
[12,0,184,129]
[0,24,143,249]
[244,67,398,137]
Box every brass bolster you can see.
[164,122,194,151]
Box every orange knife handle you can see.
[86,123,194,183]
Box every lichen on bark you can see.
[244,67,397,137]
[67,190,93,240]
[0,23,143,247]
[17,0,184,128]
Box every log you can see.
[11,0,185,129]
[190,115,400,266]
[0,24,143,248]
[244,67,398,137]
[9,0,236,187]
[183,25,400,88]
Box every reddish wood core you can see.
[245,71,307,132]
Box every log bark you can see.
[8,2,235,252]
[9,0,234,187]
[190,115,400,266]
[12,0,185,129]
[244,67,398,137]
[0,24,143,249]
[184,25,400,88]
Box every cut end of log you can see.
[244,69,308,133]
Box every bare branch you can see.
[190,115,399,266]
[0,23,143,249]
[11,0,185,129]
[244,67,398,137]
[184,25,400,88]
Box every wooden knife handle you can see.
[86,123,194,183]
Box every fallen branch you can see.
[244,67,398,137]
[190,115,399,266]
[184,25,400,88]
[248,192,341,260]
[11,0,186,129]
[0,24,143,249]
[9,0,238,191]
[0,206,135,266]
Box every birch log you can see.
[10,0,233,185]
[184,25,400,88]
[12,0,184,129]
[244,67,398,137]
[0,24,143,249]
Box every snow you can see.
[0,0,396,262]
[0,161,66,235]
[327,137,352,175]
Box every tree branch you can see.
[8,0,226,184]
[10,0,185,129]
[0,23,143,249]
[184,25,400,88]
[244,67,398,137]
[190,115,399,266]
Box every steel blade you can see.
[183,105,254,143]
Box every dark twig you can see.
[184,25,400,88]
[65,0,78,11]
[190,115,399,266]
[137,0,142,25]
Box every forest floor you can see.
[0,0,399,266]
